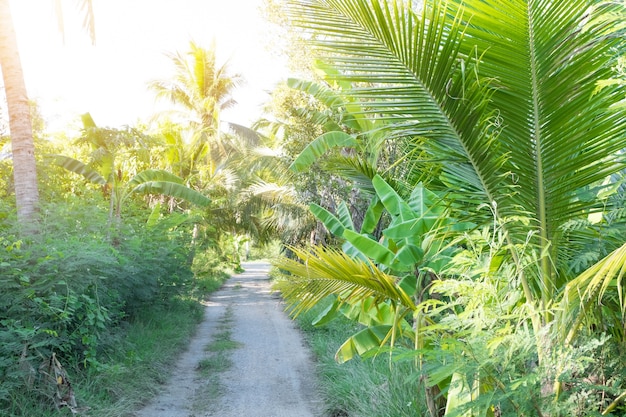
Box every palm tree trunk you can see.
[0,0,39,227]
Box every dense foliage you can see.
[271,0,626,416]
[0,39,273,414]
[0,197,200,409]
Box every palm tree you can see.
[283,0,626,333]
[0,0,94,228]
[149,41,243,160]
[275,0,626,413]
[0,0,39,226]
[51,113,210,222]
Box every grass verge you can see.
[294,299,428,417]
[5,264,234,417]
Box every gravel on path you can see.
[133,260,322,417]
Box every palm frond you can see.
[287,0,508,218]
[456,0,626,238]
[272,245,416,318]
[558,242,626,345]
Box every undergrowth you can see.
[0,202,235,416]
[295,298,427,417]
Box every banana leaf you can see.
[290,131,358,172]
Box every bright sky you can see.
[8,0,288,131]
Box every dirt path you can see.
[133,260,322,417]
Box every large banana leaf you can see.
[335,325,392,363]
[289,131,358,172]
[49,155,106,185]
[309,202,347,236]
[126,169,185,187]
[126,169,210,208]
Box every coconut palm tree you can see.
[149,41,243,161]
[0,0,94,228]
[51,113,210,222]
[0,0,39,226]
[281,0,626,335]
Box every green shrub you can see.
[0,201,198,410]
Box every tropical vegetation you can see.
[3,0,626,416]
[271,0,626,415]
[0,35,275,415]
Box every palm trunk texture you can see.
[0,0,40,226]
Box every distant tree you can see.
[51,114,210,226]
[149,41,243,159]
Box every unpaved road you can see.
[134,260,322,417]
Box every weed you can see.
[197,355,232,374]
[204,336,242,352]
[295,298,427,417]
[192,304,242,414]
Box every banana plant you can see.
[50,155,210,220]
[51,113,210,222]
[274,174,481,415]
[274,174,470,356]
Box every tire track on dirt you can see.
[134,260,322,417]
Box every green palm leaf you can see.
[287,0,626,304]
[272,245,416,318]
[558,242,626,345]
[287,0,506,218]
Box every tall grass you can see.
[295,300,427,417]
[4,296,207,417]
[86,298,206,412]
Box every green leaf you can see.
[272,245,416,318]
[393,244,424,268]
[311,295,341,326]
[127,169,184,187]
[336,201,355,231]
[290,131,358,172]
[399,274,417,297]
[384,217,436,240]
[339,297,396,327]
[372,175,414,221]
[49,155,106,185]
[146,202,162,227]
[445,372,477,417]
[126,170,210,207]
[343,229,395,266]
[310,203,345,237]
[409,182,445,217]
[361,197,384,234]
[335,325,392,363]
[287,77,347,109]
[130,181,210,207]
